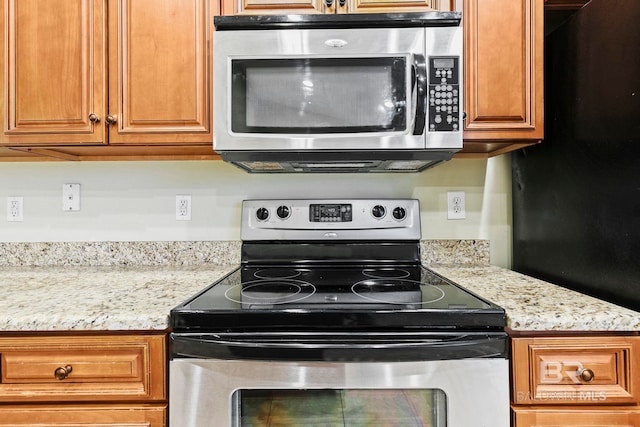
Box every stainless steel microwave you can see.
[213,13,463,173]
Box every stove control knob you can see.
[256,207,269,221]
[371,205,386,219]
[393,207,407,220]
[276,205,290,219]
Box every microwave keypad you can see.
[428,57,460,132]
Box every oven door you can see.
[213,26,462,153]
[169,333,509,427]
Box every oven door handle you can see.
[412,54,427,136]
[171,332,507,361]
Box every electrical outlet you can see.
[176,195,192,221]
[447,191,466,220]
[7,196,23,222]
[62,183,81,211]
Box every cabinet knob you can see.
[577,367,595,382]
[105,114,117,125]
[325,0,333,6]
[54,365,73,380]
[88,113,100,123]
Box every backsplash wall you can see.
[0,155,512,267]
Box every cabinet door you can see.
[0,404,166,426]
[0,0,106,146]
[513,408,640,426]
[462,0,543,153]
[222,0,326,15]
[346,0,452,13]
[221,0,451,15]
[108,0,214,145]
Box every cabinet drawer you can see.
[0,404,166,426]
[0,334,165,402]
[513,408,640,426]
[512,337,640,405]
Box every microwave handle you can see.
[412,54,427,135]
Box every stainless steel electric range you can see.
[170,199,509,427]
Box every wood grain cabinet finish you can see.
[0,334,166,402]
[0,404,166,426]
[0,0,542,161]
[0,0,105,146]
[513,409,640,427]
[512,336,640,427]
[459,0,544,156]
[0,0,216,159]
[108,0,213,145]
[0,334,167,425]
[221,0,453,15]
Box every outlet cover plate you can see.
[447,191,466,220]
[7,196,23,221]
[176,195,192,221]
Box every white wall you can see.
[0,155,512,267]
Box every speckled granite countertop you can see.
[429,265,640,331]
[0,265,235,331]
[0,240,638,332]
[0,264,638,332]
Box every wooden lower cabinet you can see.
[0,404,166,426]
[0,333,167,426]
[511,335,640,427]
[513,408,640,426]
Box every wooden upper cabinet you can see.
[0,0,214,148]
[108,0,213,145]
[0,0,105,146]
[461,0,544,153]
[222,0,453,15]
[347,0,453,14]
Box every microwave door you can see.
[226,56,414,145]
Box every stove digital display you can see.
[310,204,352,222]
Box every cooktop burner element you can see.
[253,268,302,279]
[170,199,506,333]
[352,278,444,305]
[224,279,316,306]
[362,268,411,279]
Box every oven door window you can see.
[232,388,446,426]
[230,57,408,135]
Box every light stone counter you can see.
[0,264,638,332]
[0,240,637,332]
[430,265,640,331]
[0,265,235,331]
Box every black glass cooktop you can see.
[171,265,505,332]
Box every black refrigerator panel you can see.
[512,0,640,311]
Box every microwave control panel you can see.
[427,56,460,133]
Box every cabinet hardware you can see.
[88,113,100,123]
[54,365,73,380]
[576,367,595,382]
[105,114,117,125]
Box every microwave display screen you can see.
[230,57,407,134]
